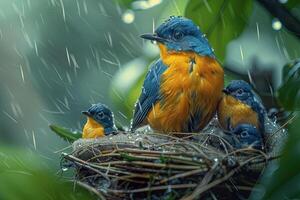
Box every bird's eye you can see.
[236,89,244,95]
[174,31,183,40]
[97,112,104,119]
[240,131,249,138]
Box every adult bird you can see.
[130,16,224,133]
[217,80,266,135]
[82,103,117,139]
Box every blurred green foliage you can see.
[286,0,300,9]
[110,58,149,118]
[0,148,94,200]
[277,60,300,110]
[185,0,253,61]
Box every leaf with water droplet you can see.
[49,124,82,142]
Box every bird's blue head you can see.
[223,80,254,102]
[140,16,214,57]
[82,103,117,134]
[232,124,263,150]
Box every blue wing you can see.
[130,59,167,131]
[245,95,266,133]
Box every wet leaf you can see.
[277,60,300,110]
[49,124,82,142]
[185,0,253,61]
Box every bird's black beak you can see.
[222,88,230,94]
[82,111,91,117]
[140,33,167,43]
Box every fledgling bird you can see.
[130,16,224,133]
[217,80,266,134]
[229,124,264,150]
[82,103,117,139]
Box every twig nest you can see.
[64,117,287,199]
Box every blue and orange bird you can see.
[130,16,224,133]
[229,124,264,150]
[217,80,266,135]
[82,103,117,139]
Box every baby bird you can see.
[82,103,117,139]
[217,80,266,134]
[229,124,263,150]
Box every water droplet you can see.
[272,18,282,31]
[122,10,135,24]
[62,167,68,172]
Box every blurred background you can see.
[0,0,299,175]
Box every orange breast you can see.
[147,45,224,132]
[82,117,105,138]
[217,95,259,130]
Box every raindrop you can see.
[272,18,282,31]
[62,167,68,172]
[20,65,25,82]
[239,45,244,64]
[122,10,135,24]
[256,22,260,40]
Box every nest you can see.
[62,118,287,200]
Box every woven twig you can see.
[62,118,287,200]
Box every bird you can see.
[217,80,266,135]
[130,16,224,133]
[82,103,117,139]
[229,124,264,150]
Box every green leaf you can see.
[49,124,82,142]
[250,113,300,199]
[113,0,133,8]
[0,148,95,200]
[277,60,300,110]
[185,0,253,61]
[285,0,300,9]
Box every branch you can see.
[257,0,300,39]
